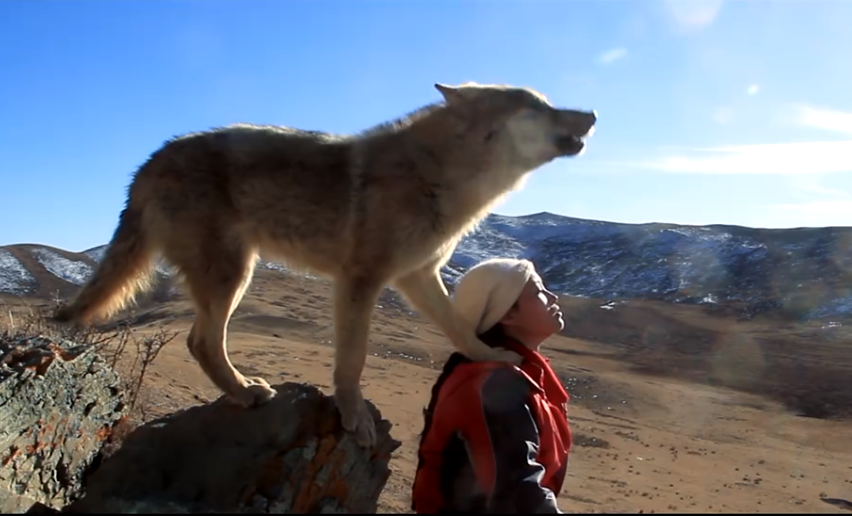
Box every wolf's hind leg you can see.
[330,273,384,448]
[180,243,276,407]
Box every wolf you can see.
[52,82,596,448]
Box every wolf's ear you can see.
[435,83,465,104]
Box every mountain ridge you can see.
[3,211,852,322]
[12,210,849,255]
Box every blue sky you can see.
[1,0,851,252]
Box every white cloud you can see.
[634,140,852,175]
[795,105,852,136]
[663,0,724,31]
[746,84,759,95]
[751,201,852,228]
[624,105,852,176]
[769,200,852,227]
[597,48,627,65]
[786,174,849,198]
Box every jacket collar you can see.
[502,337,569,405]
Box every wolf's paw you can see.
[335,387,377,449]
[228,377,277,408]
[246,376,272,388]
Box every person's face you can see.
[500,274,564,347]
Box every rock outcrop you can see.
[0,335,401,514]
[0,336,125,513]
[68,382,401,514]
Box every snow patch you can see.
[256,258,321,281]
[5,211,850,323]
[700,294,718,304]
[84,245,107,263]
[32,248,93,286]
[87,246,176,277]
[0,250,36,294]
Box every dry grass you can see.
[0,302,177,425]
[2,268,851,513]
[768,364,852,420]
[557,295,852,423]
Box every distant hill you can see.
[3,212,852,322]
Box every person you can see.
[411,258,573,514]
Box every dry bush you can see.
[572,433,611,449]
[619,342,852,421]
[0,302,177,422]
[767,363,852,421]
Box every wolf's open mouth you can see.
[556,135,585,156]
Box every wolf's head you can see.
[434,82,596,173]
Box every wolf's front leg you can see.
[394,267,522,364]
[330,275,384,448]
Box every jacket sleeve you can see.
[456,366,563,514]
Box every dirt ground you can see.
[6,269,852,514]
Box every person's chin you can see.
[553,315,565,332]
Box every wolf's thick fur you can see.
[53,82,596,447]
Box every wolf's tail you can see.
[52,205,156,325]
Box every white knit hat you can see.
[452,258,537,335]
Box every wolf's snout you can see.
[559,109,597,137]
[580,109,597,125]
[551,108,597,157]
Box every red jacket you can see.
[412,338,572,513]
